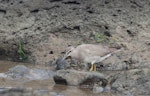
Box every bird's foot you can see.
[89,64,93,71]
[93,64,96,71]
[89,64,96,71]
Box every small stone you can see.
[103,86,111,92]
[93,86,103,93]
[123,91,134,96]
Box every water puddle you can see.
[0,60,54,87]
[0,60,115,96]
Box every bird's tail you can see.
[111,48,122,54]
[109,45,122,53]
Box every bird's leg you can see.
[89,63,94,71]
[93,64,96,71]
[89,63,97,71]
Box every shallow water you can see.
[0,60,114,96]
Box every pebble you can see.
[93,86,103,93]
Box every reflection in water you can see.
[53,84,87,96]
[52,84,110,96]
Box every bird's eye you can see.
[67,51,71,54]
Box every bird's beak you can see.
[62,55,71,60]
[65,56,71,60]
[62,52,70,60]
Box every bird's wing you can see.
[81,44,111,56]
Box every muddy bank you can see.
[0,0,149,65]
[0,0,150,96]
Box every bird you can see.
[62,44,121,71]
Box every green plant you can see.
[17,42,28,61]
[94,33,106,43]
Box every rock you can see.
[93,82,111,93]
[27,68,55,80]
[111,68,150,95]
[0,73,7,78]
[0,48,5,55]
[6,65,30,79]
[3,65,54,80]
[8,65,29,74]
[123,91,134,96]
[92,86,103,93]
[53,70,107,87]
[0,87,13,93]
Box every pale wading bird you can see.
[63,44,121,71]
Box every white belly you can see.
[84,53,112,64]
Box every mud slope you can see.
[0,0,149,65]
[0,0,150,95]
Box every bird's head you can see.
[62,46,75,60]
